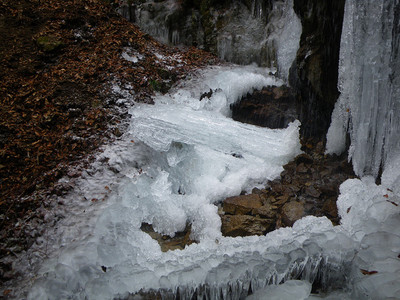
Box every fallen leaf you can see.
[360,269,378,275]
[383,194,389,198]
[347,206,351,213]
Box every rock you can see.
[221,215,274,237]
[296,163,309,173]
[272,193,291,206]
[231,85,298,129]
[281,201,305,226]
[140,223,195,252]
[113,127,123,137]
[305,185,321,198]
[322,198,338,220]
[294,153,314,165]
[253,202,276,219]
[251,187,263,194]
[290,0,346,138]
[319,184,337,197]
[223,194,263,215]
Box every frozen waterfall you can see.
[12,1,400,298]
[129,0,301,81]
[326,0,400,179]
[22,64,400,300]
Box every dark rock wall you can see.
[290,0,345,139]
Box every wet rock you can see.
[296,163,309,173]
[272,194,291,206]
[281,201,305,226]
[290,0,346,138]
[218,131,355,238]
[253,202,275,219]
[140,223,195,252]
[221,215,273,237]
[322,198,338,221]
[223,194,263,215]
[305,185,321,198]
[294,153,313,165]
[231,85,298,129]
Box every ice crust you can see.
[24,65,400,300]
[326,0,400,179]
[131,0,300,81]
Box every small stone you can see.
[296,163,309,173]
[223,194,263,215]
[322,198,338,219]
[294,154,313,165]
[253,202,276,218]
[281,201,305,226]
[320,185,337,196]
[221,215,273,237]
[252,187,262,194]
[113,127,122,137]
[305,185,321,198]
[273,193,290,205]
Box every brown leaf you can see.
[383,194,389,198]
[360,269,378,275]
[347,206,351,213]
[386,200,399,206]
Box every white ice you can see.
[326,0,400,179]
[21,64,400,300]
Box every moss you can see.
[149,79,161,92]
[36,35,62,52]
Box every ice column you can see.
[326,0,400,178]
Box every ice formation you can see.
[130,0,301,81]
[16,1,400,296]
[326,0,400,178]
[22,60,400,299]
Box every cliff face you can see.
[290,0,346,139]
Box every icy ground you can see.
[17,65,400,299]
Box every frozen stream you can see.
[21,65,400,300]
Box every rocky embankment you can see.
[223,86,354,236]
[220,145,354,237]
